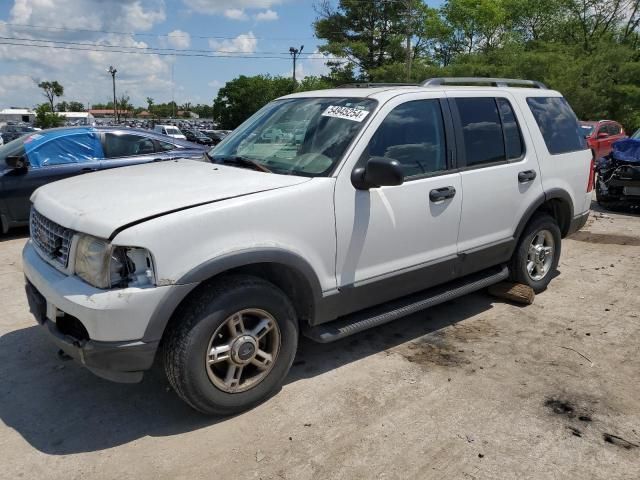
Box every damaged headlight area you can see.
[74,234,155,289]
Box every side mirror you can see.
[597,132,609,139]
[6,155,29,170]
[351,156,404,190]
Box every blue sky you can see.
[0,0,332,109]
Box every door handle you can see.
[429,186,456,202]
[81,167,98,172]
[518,170,537,183]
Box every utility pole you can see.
[289,45,304,85]
[108,65,118,123]
[404,0,414,82]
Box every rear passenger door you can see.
[448,93,544,275]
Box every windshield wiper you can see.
[212,155,272,173]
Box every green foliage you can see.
[55,101,86,112]
[37,80,64,112]
[213,75,294,129]
[34,103,64,129]
[314,0,640,131]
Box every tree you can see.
[314,0,408,80]
[118,94,132,120]
[37,80,64,112]
[56,100,85,112]
[34,103,64,129]
[213,75,294,129]
[146,97,154,116]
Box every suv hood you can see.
[31,159,310,239]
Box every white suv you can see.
[23,78,592,414]
[153,124,186,140]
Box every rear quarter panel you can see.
[513,92,592,217]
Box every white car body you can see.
[23,80,592,387]
[153,124,186,140]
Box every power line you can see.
[0,40,339,61]
[0,35,317,56]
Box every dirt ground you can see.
[1,201,639,480]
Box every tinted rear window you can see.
[527,97,587,155]
[455,97,505,166]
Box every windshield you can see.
[632,129,640,139]
[580,124,595,136]
[209,97,377,176]
[166,127,180,135]
[0,137,26,169]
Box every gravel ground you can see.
[0,202,639,479]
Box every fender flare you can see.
[141,248,324,342]
[513,189,574,243]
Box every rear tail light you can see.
[587,156,595,193]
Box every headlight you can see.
[74,234,155,289]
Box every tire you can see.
[510,214,561,293]
[163,275,298,415]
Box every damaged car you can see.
[595,137,640,209]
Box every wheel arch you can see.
[514,189,574,243]
[142,248,323,343]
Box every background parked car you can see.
[0,126,207,233]
[0,124,38,143]
[153,124,187,140]
[580,120,627,158]
[200,129,228,145]
[181,129,213,146]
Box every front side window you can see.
[25,132,101,167]
[103,133,155,158]
[454,97,505,166]
[211,97,377,176]
[367,99,447,179]
[526,97,587,155]
[157,140,177,152]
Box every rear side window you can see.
[526,97,586,155]
[103,133,155,158]
[367,99,447,179]
[497,98,523,160]
[454,98,505,166]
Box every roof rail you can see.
[421,77,547,89]
[338,82,419,88]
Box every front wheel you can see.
[163,275,298,415]
[510,214,561,293]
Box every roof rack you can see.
[421,77,547,89]
[338,82,419,88]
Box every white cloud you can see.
[209,32,257,54]
[167,29,191,49]
[183,0,285,15]
[207,80,223,88]
[0,0,172,108]
[291,50,341,80]
[255,9,278,21]
[224,8,248,21]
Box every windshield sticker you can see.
[321,105,370,122]
[24,134,42,143]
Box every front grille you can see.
[30,209,74,268]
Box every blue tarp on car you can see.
[611,138,640,164]
[23,128,103,168]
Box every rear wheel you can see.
[510,214,561,293]
[163,275,298,415]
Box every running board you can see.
[304,265,509,343]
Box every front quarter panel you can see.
[112,177,337,293]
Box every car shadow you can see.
[590,200,640,217]
[0,226,29,242]
[0,292,497,455]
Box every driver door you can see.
[333,95,462,314]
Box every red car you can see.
[580,120,627,158]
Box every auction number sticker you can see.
[321,105,369,122]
